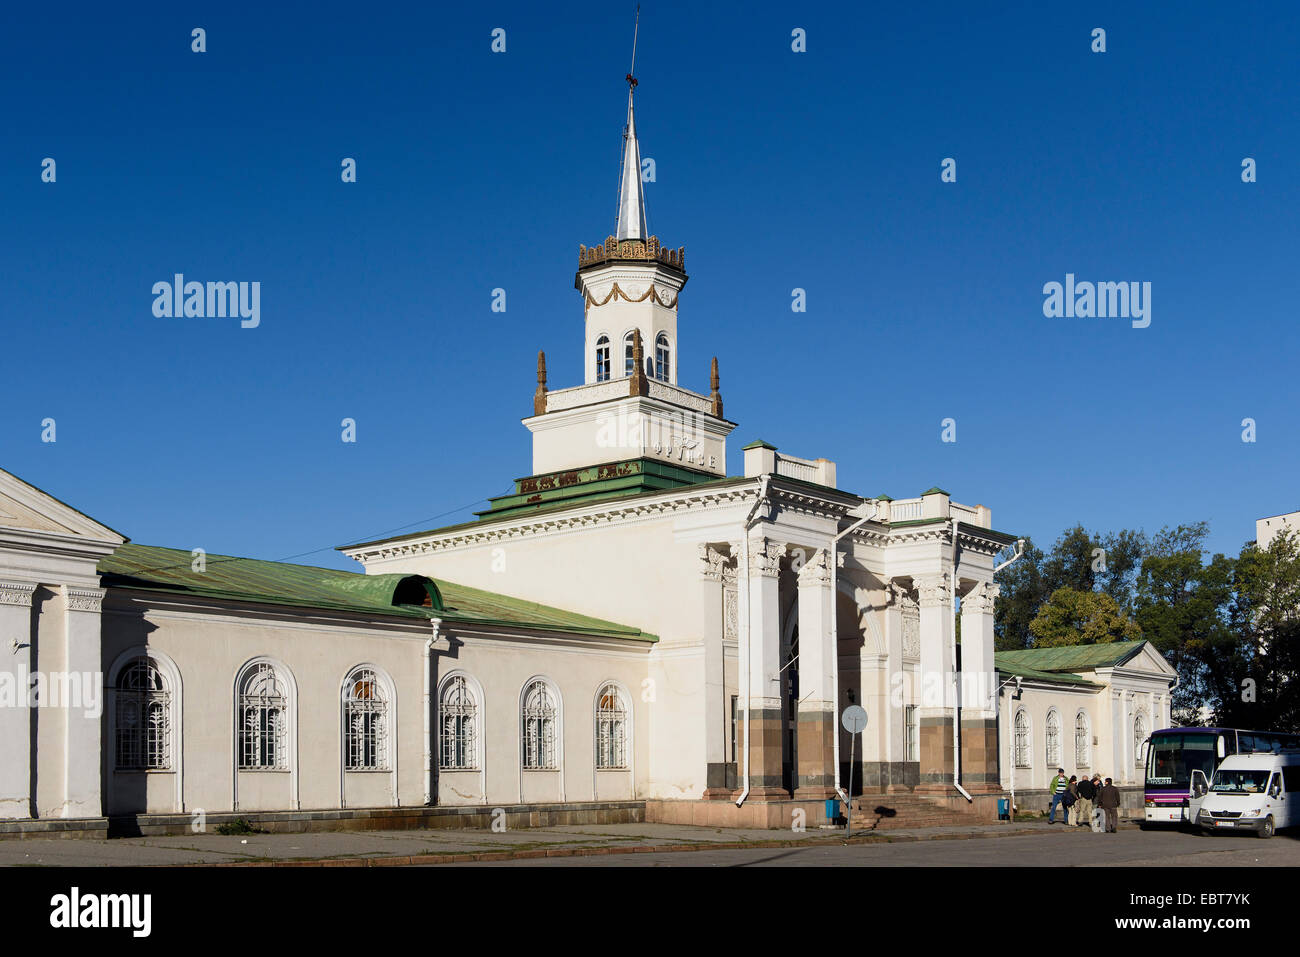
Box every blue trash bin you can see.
[997,797,1010,820]
[825,799,839,822]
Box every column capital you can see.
[915,575,949,608]
[64,585,105,614]
[748,540,785,579]
[962,581,1000,614]
[795,548,830,585]
[0,581,38,607]
[698,544,729,582]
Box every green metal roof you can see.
[995,640,1149,676]
[99,544,656,642]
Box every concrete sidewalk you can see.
[0,818,1131,867]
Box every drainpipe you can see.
[991,542,1026,816]
[735,475,771,808]
[951,518,973,802]
[424,620,441,806]
[830,500,881,810]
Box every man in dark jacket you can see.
[1076,775,1096,828]
[1097,777,1122,833]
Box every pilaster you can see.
[794,550,834,799]
[0,581,37,819]
[62,585,105,819]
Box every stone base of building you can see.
[647,790,1010,830]
[0,801,644,841]
[0,816,109,841]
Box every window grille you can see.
[1045,710,1061,767]
[239,662,287,770]
[440,675,478,770]
[595,336,611,382]
[116,659,170,771]
[1075,711,1091,767]
[1014,710,1030,768]
[344,668,388,771]
[595,684,627,769]
[522,680,558,770]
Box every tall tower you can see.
[576,73,686,387]
[497,66,735,519]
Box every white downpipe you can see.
[831,501,880,808]
[423,621,440,806]
[735,476,770,808]
[951,518,972,803]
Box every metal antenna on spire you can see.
[627,4,640,88]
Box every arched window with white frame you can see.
[522,679,559,770]
[1014,710,1030,768]
[594,335,611,382]
[623,331,636,377]
[654,333,670,382]
[343,666,390,771]
[1075,711,1091,768]
[115,657,171,771]
[595,683,628,770]
[1133,712,1148,767]
[440,674,479,770]
[1045,709,1061,767]
[238,661,290,770]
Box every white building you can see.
[0,74,1175,838]
[1257,510,1300,550]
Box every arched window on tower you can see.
[594,335,610,382]
[654,333,670,382]
[623,332,636,377]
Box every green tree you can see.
[1028,587,1141,646]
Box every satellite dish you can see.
[841,705,868,734]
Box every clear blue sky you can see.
[2,1,1297,570]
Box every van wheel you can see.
[1258,816,1275,839]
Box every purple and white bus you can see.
[1144,727,1300,825]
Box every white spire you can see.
[615,85,647,241]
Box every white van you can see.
[1196,750,1300,838]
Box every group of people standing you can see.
[1047,769,1122,832]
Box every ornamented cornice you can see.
[0,581,37,607]
[578,235,685,273]
[64,586,105,614]
[582,280,679,314]
[352,485,759,562]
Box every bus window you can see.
[1239,733,1256,753]
[1283,766,1300,793]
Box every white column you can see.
[63,586,105,819]
[959,582,999,719]
[698,545,728,795]
[916,576,951,716]
[0,581,37,819]
[795,550,832,708]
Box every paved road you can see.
[468,827,1300,866]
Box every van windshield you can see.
[1211,769,1271,793]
